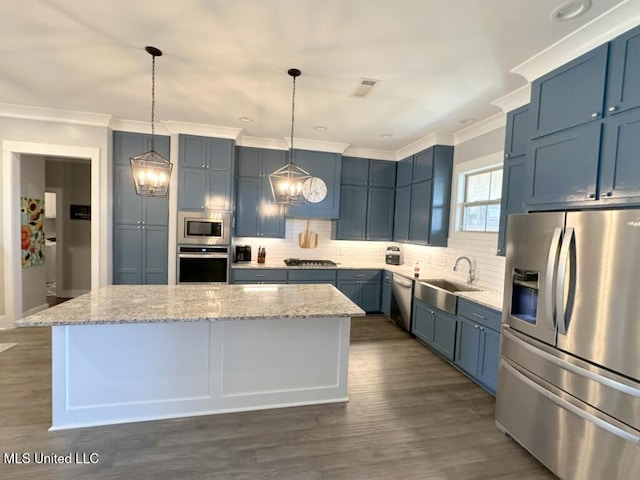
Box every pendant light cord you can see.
[289,73,296,167]
[150,53,156,152]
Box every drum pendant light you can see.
[130,46,173,197]
[268,68,311,205]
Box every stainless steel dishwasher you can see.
[391,273,414,331]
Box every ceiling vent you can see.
[351,78,379,98]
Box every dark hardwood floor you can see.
[0,315,556,479]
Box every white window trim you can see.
[449,151,503,241]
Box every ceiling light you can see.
[130,46,173,197]
[239,116,253,122]
[551,0,591,22]
[314,125,327,131]
[351,78,379,98]
[380,133,394,138]
[268,68,313,205]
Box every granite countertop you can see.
[15,284,366,327]
[231,261,504,311]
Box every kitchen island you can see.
[15,284,365,430]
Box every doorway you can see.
[1,141,102,329]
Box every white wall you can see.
[46,159,92,297]
[0,116,108,328]
[20,155,47,315]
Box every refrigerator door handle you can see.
[545,227,562,331]
[557,227,574,335]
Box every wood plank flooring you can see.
[0,315,557,480]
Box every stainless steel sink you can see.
[414,279,481,315]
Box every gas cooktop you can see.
[283,258,337,267]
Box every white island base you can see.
[51,316,350,430]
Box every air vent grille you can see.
[351,78,379,98]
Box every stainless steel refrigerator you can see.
[496,209,640,480]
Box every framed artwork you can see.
[21,197,45,267]
[70,204,91,220]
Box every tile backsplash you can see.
[234,218,505,294]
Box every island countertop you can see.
[15,284,366,327]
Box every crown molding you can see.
[342,146,396,161]
[513,1,640,82]
[283,137,351,154]
[453,111,506,145]
[237,135,288,150]
[491,84,532,113]
[109,118,171,135]
[395,132,455,160]
[0,103,112,127]
[162,121,242,139]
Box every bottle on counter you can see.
[414,262,420,279]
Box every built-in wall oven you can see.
[177,246,229,284]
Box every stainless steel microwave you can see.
[177,211,231,245]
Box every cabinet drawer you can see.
[337,269,381,282]
[231,269,288,283]
[457,298,501,331]
[288,269,337,283]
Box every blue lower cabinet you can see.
[455,298,502,394]
[113,224,168,285]
[381,272,392,318]
[287,269,337,285]
[411,299,456,361]
[336,270,381,313]
[231,269,287,284]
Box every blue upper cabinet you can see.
[497,105,530,256]
[285,149,342,219]
[235,147,286,238]
[332,157,396,240]
[605,25,640,116]
[396,157,413,187]
[530,44,608,139]
[177,135,234,211]
[393,145,453,246]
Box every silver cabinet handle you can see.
[472,313,486,320]
[590,112,599,118]
[608,106,617,112]
[605,191,613,197]
[255,274,267,278]
[478,326,484,331]
[585,193,595,199]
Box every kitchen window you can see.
[459,167,502,232]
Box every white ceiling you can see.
[0,0,636,156]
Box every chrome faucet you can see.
[453,256,476,285]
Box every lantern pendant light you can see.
[268,68,312,205]
[130,46,173,197]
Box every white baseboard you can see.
[56,289,89,298]
[23,303,49,317]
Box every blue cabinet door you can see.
[179,135,209,168]
[235,177,260,237]
[527,122,602,208]
[337,280,361,306]
[360,280,381,313]
[504,105,530,159]
[336,185,368,240]
[113,224,142,285]
[412,300,435,344]
[396,157,413,187]
[599,107,640,204]
[606,24,640,116]
[530,44,608,138]
[341,156,369,185]
[258,176,286,238]
[393,185,411,242]
[381,272,392,318]
[143,225,169,285]
[431,311,456,361]
[207,170,232,210]
[409,181,432,244]
[497,158,527,256]
[412,148,433,183]
[369,160,396,187]
[454,316,481,375]
[366,187,395,241]
[178,167,208,210]
[236,147,263,177]
[477,327,500,394]
[114,164,143,224]
[286,150,342,219]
